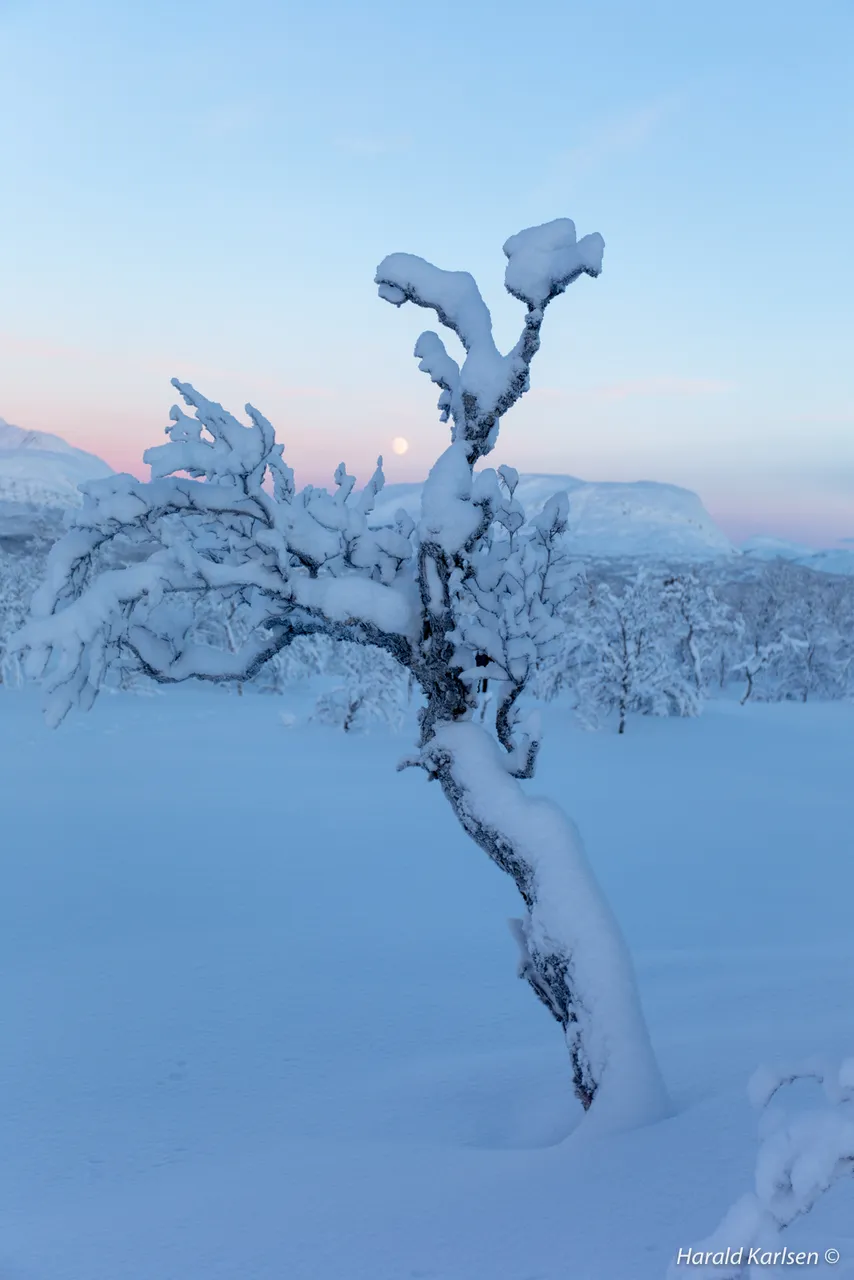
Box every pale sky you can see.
[0,0,852,545]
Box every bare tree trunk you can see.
[425,720,669,1131]
[343,696,363,733]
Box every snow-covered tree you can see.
[254,631,333,694]
[770,568,852,702]
[572,572,702,733]
[664,571,734,693]
[0,553,34,685]
[0,541,52,686]
[731,633,790,706]
[191,590,253,694]
[724,562,854,704]
[725,563,799,704]
[13,217,668,1127]
[669,1057,854,1278]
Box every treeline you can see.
[3,536,853,731]
[534,559,854,731]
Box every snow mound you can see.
[372,473,736,561]
[0,418,114,510]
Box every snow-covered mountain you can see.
[0,418,113,509]
[372,473,737,561]
[1,418,849,573]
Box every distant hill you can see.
[741,534,854,577]
[0,418,115,548]
[1,418,850,574]
[372,473,737,561]
[0,419,113,510]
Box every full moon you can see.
[391,437,409,456]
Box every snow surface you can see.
[2,685,853,1278]
[374,473,737,561]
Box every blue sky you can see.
[0,0,852,543]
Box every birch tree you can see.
[13,217,668,1128]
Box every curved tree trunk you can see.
[428,719,669,1132]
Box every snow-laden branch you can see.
[376,217,603,454]
[668,1057,854,1279]
[503,219,605,309]
[11,386,419,722]
[146,378,296,501]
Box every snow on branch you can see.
[668,1057,854,1278]
[376,217,603,455]
[503,219,604,308]
[146,379,297,502]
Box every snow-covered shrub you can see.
[190,593,337,696]
[313,642,409,733]
[670,1058,854,1278]
[14,216,669,1128]
[665,571,736,693]
[256,633,333,694]
[578,573,703,732]
[0,542,51,686]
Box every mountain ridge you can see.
[1,417,850,572]
[372,472,737,561]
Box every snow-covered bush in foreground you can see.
[13,217,668,1128]
[668,1058,854,1278]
